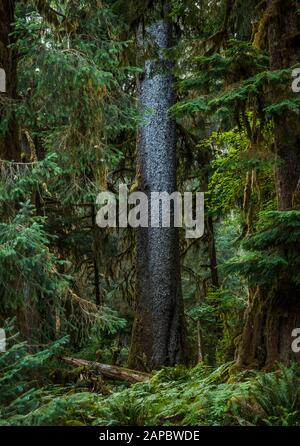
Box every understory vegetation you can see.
[2,329,300,426]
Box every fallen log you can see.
[62,356,151,383]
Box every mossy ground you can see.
[3,360,300,426]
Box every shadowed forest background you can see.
[1,0,300,426]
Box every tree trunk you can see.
[92,204,102,306]
[268,0,300,211]
[0,0,20,161]
[62,357,151,383]
[129,19,188,371]
[237,0,300,369]
[0,1,43,343]
[207,215,219,288]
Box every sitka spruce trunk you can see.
[129,18,188,371]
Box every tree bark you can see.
[129,19,188,371]
[237,0,300,369]
[92,204,102,306]
[0,0,20,161]
[62,356,151,383]
[267,0,300,211]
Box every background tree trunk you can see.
[237,0,300,369]
[129,19,188,371]
[268,0,300,211]
[0,0,20,161]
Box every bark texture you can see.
[0,0,20,161]
[129,20,188,371]
[237,0,300,369]
[268,0,300,211]
[62,357,151,383]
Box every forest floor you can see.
[3,350,300,426]
[2,329,300,426]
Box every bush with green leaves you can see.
[226,210,300,286]
[0,321,68,425]
[0,202,67,308]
